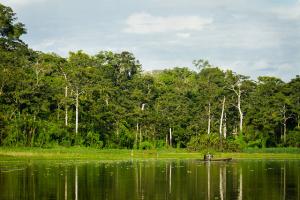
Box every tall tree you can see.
[68,51,94,135]
[225,71,251,135]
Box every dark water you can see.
[0,158,299,200]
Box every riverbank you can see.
[1,147,300,160]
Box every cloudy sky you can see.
[2,0,300,81]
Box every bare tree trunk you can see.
[139,127,142,144]
[219,96,226,138]
[166,134,168,147]
[136,123,139,148]
[169,127,172,147]
[283,120,287,144]
[65,85,68,126]
[75,89,79,135]
[57,104,60,121]
[282,104,288,144]
[223,113,227,139]
[230,83,243,134]
[61,72,69,127]
[208,102,211,135]
[237,87,243,134]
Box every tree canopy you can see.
[0,3,299,150]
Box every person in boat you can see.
[204,152,213,161]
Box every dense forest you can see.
[0,4,299,150]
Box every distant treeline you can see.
[0,3,299,150]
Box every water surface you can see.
[0,158,299,200]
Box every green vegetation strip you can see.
[0,147,300,160]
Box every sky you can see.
[2,0,300,81]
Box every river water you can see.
[0,158,299,200]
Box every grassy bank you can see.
[0,147,299,160]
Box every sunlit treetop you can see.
[0,3,26,41]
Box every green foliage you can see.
[242,147,300,154]
[114,123,134,148]
[85,131,103,148]
[0,3,26,41]
[187,134,247,152]
[223,137,241,152]
[286,128,300,147]
[154,140,167,149]
[2,120,26,147]
[139,141,154,150]
[0,4,299,151]
[187,134,220,151]
[234,134,247,149]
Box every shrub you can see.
[139,141,154,150]
[286,129,300,147]
[113,123,134,148]
[223,136,242,152]
[187,134,245,152]
[154,140,166,149]
[187,134,220,151]
[2,118,29,146]
[234,134,247,149]
[34,122,68,147]
[85,131,103,148]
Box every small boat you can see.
[206,158,232,162]
[203,153,232,162]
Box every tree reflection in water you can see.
[0,160,299,200]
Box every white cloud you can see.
[151,0,246,8]
[176,33,191,39]
[32,39,55,49]
[218,59,298,81]
[124,12,213,34]
[4,0,298,81]
[272,3,300,20]
[1,0,48,8]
